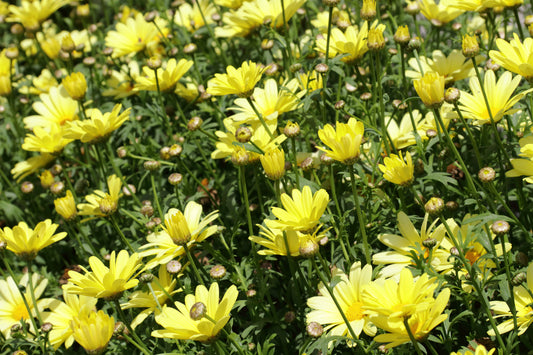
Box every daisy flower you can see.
[135,58,194,92]
[71,310,115,354]
[490,33,533,81]
[379,152,414,187]
[307,262,377,346]
[207,61,266,98]
[77,174,122,220]
[105,13,159,58]
[7,0,70,29]
[152,282,238,342]
[23,85,78,130]
[317,117,365,165]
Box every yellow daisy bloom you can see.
[174,0,216,32]
[77,174,122,220]
[379,152,414,186]
[307,262,377,346]
[249,224,326,256]
[102,61,141,99]
[418,0,464,26]
[0,273,53,337]
[413,72,445,109]
[370,287,450,349]
[7,0,70,29]
[386,110,426,150]
[54,190,77,221]
[406,50,480,85]
[229,78,304,124]
[152,282,238,342]
[207,61,266,98]
[490,33,533,81]
[311,9,351,33]
[317,117,365,165]
[451,344,496,355]
[140,201,219,269]
[47,290,98,350]
[21,124,72,155]
[488,262,533,336]
[297,70,324,93]
[260,148,286,180]
[64,104,131,144]
[71,310,115,354]
[105,13,159,58]
[11,153,55,182]
[136,58,194,92]
[265,185,329,233]
[64,249,142,300]
[458,70,533,124]
[121,265,181,329]
[18,69,59,95]
[0,219,67,260]
[362,268,440,319]
[61,72,87,100]
[372,212,451,279]
[23,85,78,130]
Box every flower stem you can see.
[183,243,205,286]
[150,173,164,219]
[109,214,135,253]
[403,316,424,355]
[239,166,254,237]
[113,300,151,355]
[348,165,370,265]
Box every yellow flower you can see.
[40,169,55,188]
[64,104,131,144]
[451,344,496,355]
[265,186,329,233]
[22,124,72,154]
[372,212,451,279]
[413,72,445,108]
[260,148,286,180]
[379,152,414,186]
[0,219,67,260]
[317,117,365,164]
[370,287,450,349]
[7,0,70,29]
[23,85,78,130]
[102,61,141,99]
[152,282,238,342]
[64,249,142,300]
[54,190,77,221]
[367,26,386,51]
[11,153,55,182]
[418,0,464,26]
[136,58,194,92]
[363,268,440,319]
[458,70,533,124]
[77,174,122,220]
[71,310,115,354]
[249,225,325,256]
[307,262,377,346]
[174,0,216,32]
[229,78,304,124]
[297,70,324,92]
[47,290,98,350]
[207,61,266,97]
[406,50,479,85]
[61,72,87,100]
[105,13,159,58]
[18,69,59,95]
[489,262,533,336]
[386,110,426,150]
[140,201,219,270]
[490,33,533,81]
[121,265,180,329]
[0,74,11,96]
[0,273,53,337]
[462,34,480,58]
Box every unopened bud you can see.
[425,197,444,215]
[168,173,183,186]
[422,237,437,249]
[446,200,459,212]
[50,181,65,195]
[334,100,345,110]
[450,246,460,256]
[408,37,421,51]
[360,0,376,21]
[140,204,154,217]
[478,167,496,183]
[315,63,328,73]
[188,116,203,131]
[147,57,162,70]
[405,1,420,15]
[117,146,127,158]
[290,63,302,72]
[246,289,257,297]
[210,264,227,279]
[5,47,19,60]
[322,0,339,7]
[41,322,53,333]
[183,43,197,54]
[300,157,314,172]
[306,322,324,337]
[299,236,319,257]
[394,25,410,45]
[190,302,207,320]
[139,273,154,284]
[235,126,252,143]
[143,160,161,172]
[444,87,460,104]
[231,150,249,166]
[261,39,274,50]
[169,144,183,157]
[512,272,527,286]
[491,220,510,236]
[21,181,34,194]
[166,260,182,274]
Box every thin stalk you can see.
[109,214,135,253]
[113,300,151,355]
[150,173,164,219]
[452,102,483,168]
[152,67,171,138]
[348,165,371,265]
[183,243,205,286]
[239,166,254,236]
[404,317,424,355]
[246,97,274,139]
[324,7,334,66]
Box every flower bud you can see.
[169,144,183,157]
[405,1,420,15]
[394,25,410,45]
[512,272,527,286]
[231,149,249,166]
[367,28,386,51]
[117,146,127,158]
[147,56,162,70]
[425,197,444,215]
[462,34,479,58]
[299,236,319,257]
[444,87,460,104]
[50,181,65,195]
[360,0,376,21]
[306,322,324,337]
[139,273,154,284]
[187,116,203,131]
[290,63,302,72]
[40,170,55,189]
[160,146,171,160]
[407,37,421,51]
[143,160,161,172]
[76,4,90,17]
[210,264,227,279]
[168,173,183,186]
[246,289,257,297]
[5,46,19,60]
[491,220,510,236]
[140,204,154,217]
[422,237,437,249]
[284,311,296,323]
[261,39,274,50]
[283,121,300,138]
[300,157,314,172]
[334,100,345,110]
[322,0,339,7]
[166,260,183,274]
[62,72,87,100]
[190,302,207,320]
[360,92,372,101]
[41,322,53,333]
[478,167,495,183]
[315,63,328,73]
[21,181,34,194]
[61,34,76,53]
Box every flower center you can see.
[11,302,30,322]
[345,301,364,321]
[465,249,481,265]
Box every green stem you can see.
[246,97,274,139]
[109,214,135,253]
[150,173,164,219]
[183,243,205,286]
[113,300,151,355]
[239,166,254,237]
[348,165,370,265]
[404,317,424,355]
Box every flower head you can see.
[207,61,266,97]
[22,124,72,155]
[77,175,122,220]
[406,50,479,84]
[379,152,414,186]
[61,72,87,100]
[71,310,115,354]
[65,104,130,144]
[140,201,219,269]
[418,0,464,26]
[105,13,159,58]
[64,249,142,300]
[317,117,365,164]
[260,148,286,180]
[0,219,67,260]
[490,33,533,81]
[307,262,377,346]
[7,0,70,29]
[11,153,55,182]
[54,190,77,221]
[136,58,193,92]
[458,70,533,124]
[249,225,326,256]
[265,186,329,233]
[413,72,445,108]
[152,282,238,342]
[23,86,78,130]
